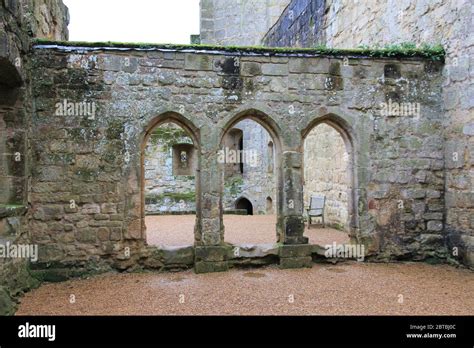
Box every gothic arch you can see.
[140,111,201,244]
[301,113,359,239]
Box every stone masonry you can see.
[200,0,291,46]
[261,0,473,267]
[304,123,349,229]
[0,0,69,315]
[28,43,446,274]
[0,0,468,316]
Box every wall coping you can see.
[32,40,445,61]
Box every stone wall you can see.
[28,42,445,274]
[223,119,276,214]
[263,0,325,47]
[144,119,276,215]
[0,0,69,315]
[200,0,291,46]
[261,0,473,267]
[144,123,196,214]
[304,123,348,229]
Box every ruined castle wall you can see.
[200,0,291,46]
[28,44,445,272]
[304,123,348,229]
[262,0,473,267]
[223,119,276,214]
[144,124,196,214]
[319,0,474,265]
[263,0,325,48]
[0,0,69,315]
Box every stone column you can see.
[278,150,312,269]
[194,125,229,273]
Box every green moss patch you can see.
[34,39,445,61]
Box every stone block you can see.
[185,54,213,71]
[162,246,195,265]
[279,244,312,258]
[279,256,313,269]
[194,261,228,274]
[241,62,262,76]
[289,58,329,73]
[261,63,288,76]
[427,221,443,232]
[97,227,110,241]
[195,245,229,262]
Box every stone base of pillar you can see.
[194,246,230,273]
[279,256,313,269]
[194,261,229,273]
[279,244,313,269]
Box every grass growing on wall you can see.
[34,39,445,61]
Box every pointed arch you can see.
[140,111,201,245]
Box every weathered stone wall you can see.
[144,123,196,214]
[262,0,473,267]
[0,0,69,314]
[223,119,276,214]
[28,43,445,274]
[144,119,276,215]
[200,0,291,46]
[263,0,325,47]
[304,123,348,229]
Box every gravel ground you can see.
[17,263,473,315]
[146,215,349,246]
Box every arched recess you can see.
[301,114,359,242]
[235,197,253,215]
[140,111,201,245]
[218,108,283,243]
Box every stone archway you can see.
[218,109,283,244]
[235,197,253,215]
[140,112,201,246]
[301,114,359,244]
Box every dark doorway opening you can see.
[236,197,253,215]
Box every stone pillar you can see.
[194,125,228,273]
[278,151,312,268]
[279,151,307,244]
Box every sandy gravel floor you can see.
[17,263,473,315]
[146,215,349,246]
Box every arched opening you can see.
[143,119,198,247]
[266,197,273,214]
[235,197,253,215]
[224,128,244,176]
[220,111,281,245]
[267,141,274,173]
[302,120,353,246]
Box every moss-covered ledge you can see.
[33,39,445,61]
[0,204,27,219]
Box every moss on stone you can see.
[74,167,98,181]
[145,191,196,204]
[225,176,244,196]
[34,39,445,61]
[148,126,192,151]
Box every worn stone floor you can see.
[145,214,350,247]
[16,262,474,315]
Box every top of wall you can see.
[33,40,445,61]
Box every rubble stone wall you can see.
[29,44,445,272]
